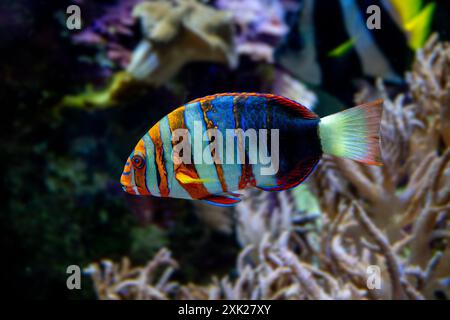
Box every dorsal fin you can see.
[265,94,318,119]
[187,93,318,119]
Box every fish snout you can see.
[120,158,135,193]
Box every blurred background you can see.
[1,0,449,300]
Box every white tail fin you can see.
[318,100,383,165]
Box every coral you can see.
[215,0,289,63]
[59,71,143,110]
[73,0,141,71]
[407,34,450,149]
[309,35,450,299]
[85,248,179,299]
[63,0,236,109]
[87,232,363,300]
[87,36,450,300]
[234,188,320,258]
[127,0,236,84]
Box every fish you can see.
[276,0,435,100]
[120,93,383,206]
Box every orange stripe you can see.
[134,137,146,155]
[167,106,211,199]
[149,123,169,197]
[199,100,228,192]
[238,163,256,189]
[133,139,150,195]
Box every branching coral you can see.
[309,35,450,299]
[234,188,320,259]
[87,232,363,300]
[408,34,450,141]
[85,248,179,300]
[87,36,450,300]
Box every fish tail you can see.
[318,100,383,165]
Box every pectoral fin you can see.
[176,171,213,184]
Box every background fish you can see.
[276,0,435,101]
[121,93,383,206]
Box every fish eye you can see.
[131,155,145,169]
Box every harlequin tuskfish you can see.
[121,93,383,206]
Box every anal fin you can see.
[202,192,242,207]
[256,157,320,192]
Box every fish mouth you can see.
[120,183,149,196]
[120,183,134,194]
